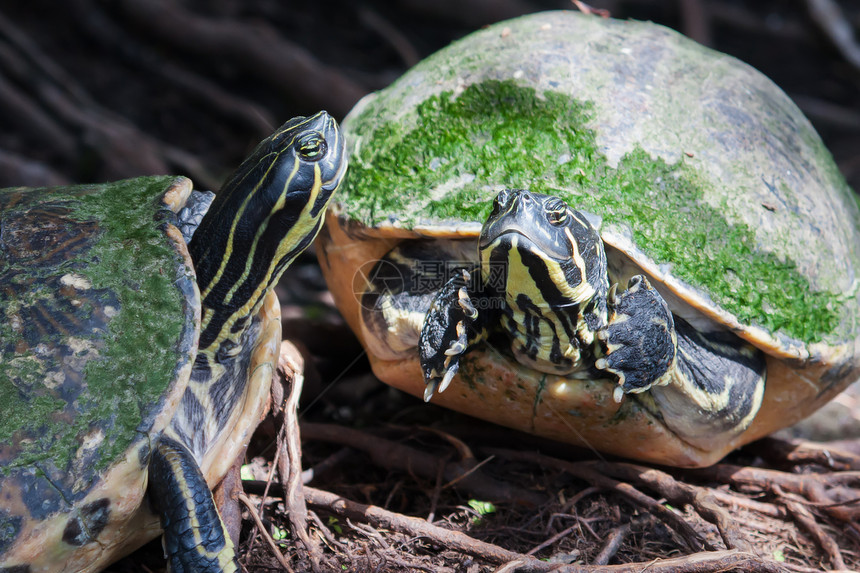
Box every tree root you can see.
[273,340,323,570]
[295,420,858,570]
[484,448,712,552]
[306,485,783,572]
[300,422,546,506]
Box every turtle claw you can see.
[457,283,479,319]
[424,379,439,402]
[426,321,466,400]
[607,282,618,306]
[420,270,486,400]
[444,320,468,356]
[439,362,459,393]
[423,360,460,401]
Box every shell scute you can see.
[0,177,197,559]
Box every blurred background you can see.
[1,0,859,193]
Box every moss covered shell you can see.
[335,11,860,356]
[320,11,860,466]
[0,176,198,559]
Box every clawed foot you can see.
[419,269,480,401]
[595,275,677,401]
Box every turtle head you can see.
[478,189,609,369]
[190,111,346,353]
[479,189,607,308]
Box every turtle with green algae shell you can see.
[316,11,860,467]
[0,111,346,572]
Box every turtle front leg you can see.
[419,269,489,401]
[595,275,677,401]
[148,436,239,573]
[595,275,767,447]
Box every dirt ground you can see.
[2,1,860,571]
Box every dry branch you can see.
[807,0,860,73]
[238,492,295,572]
[0,148,68,187]
[305,485,534,565]
[485,448,711,552]
[591,462,753,552]
[309,485,788,573]
[300,422,546,506]
[274,341,322,570]
[783,497,846,571]
[0,8,217,186]
[748,437,860,471]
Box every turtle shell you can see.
[0,176,278,571]
[317,11,860,466]
[0,175,197,567]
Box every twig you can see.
[427,456,446,523]
[301,447,355,485]
[67,0,274,137]
[275,341,322,570]
[484,448,710,552]
[300,422,546,506]
[357,6,420,68]
[591,462,753,552]
[705,2,810,42]
[690,464,860,523]
[570,1,611,18]
[308,510,347,553]
[238,492,295,572]
[0,147,68,187]
[308,484,786,572]
[0,9,218,186]
[783,497,846,571]
[556,550,786,572]
[304,485,537,565]
[791,95,860,131]
[707,488,787,520]
[748,436,860,471]
[0,59,76,163]
[592,520,632,565]
[396,0,534,27]
[526,522,580,557]
[348,519,391,550]
[679,0,711,46]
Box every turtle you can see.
[0,110,346,572]
[315,11,860,467]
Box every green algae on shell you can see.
[0,176,195,491]
[337,12,860,349]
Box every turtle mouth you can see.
[479,226,529,250]
[479,225,572,262]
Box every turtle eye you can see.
[545,199,568,226]
[296,131,327,161]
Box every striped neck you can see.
[188,112,345,359]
